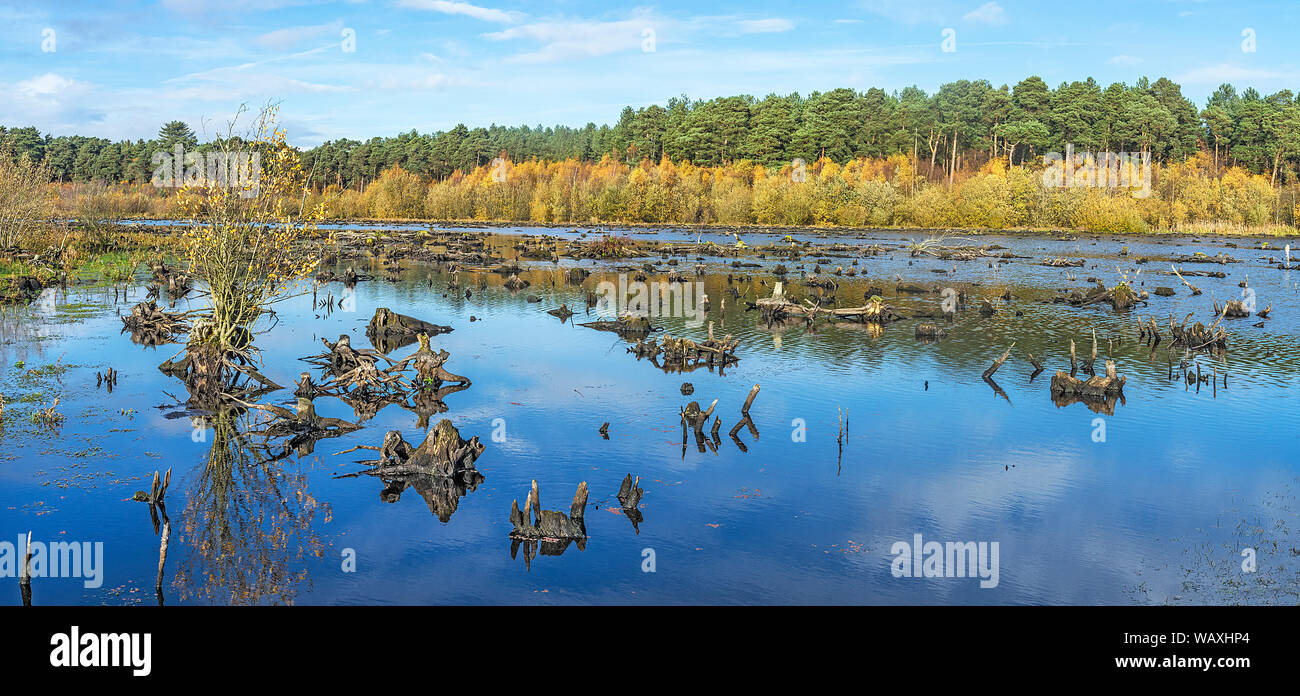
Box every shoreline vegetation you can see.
[23,153,1300,239]
[2,76,1299,292]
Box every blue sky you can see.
[2,0,1298,146]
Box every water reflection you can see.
[6,225,1300,605]
[175,407,329,605]
[377,471,484,523]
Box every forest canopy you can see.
[4,76,1299,188]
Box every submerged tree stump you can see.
[1215,299,1251,318]
[360,419,484,478]
[1071,281,1141,312]
[546,304,574,320]
[629,322,739,368]
[617,474,644,509]
[121,301,189,345]
[579,314,657,335]
[1050,360,1126,398]
[510,480,588,539]
[397,333,471,388]
[0,276,43,305]
[366,307,452,352]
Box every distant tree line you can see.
[5,76,1300,188]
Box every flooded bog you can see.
[2,226,1297,605]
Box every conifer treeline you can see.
[4,76,1300,188]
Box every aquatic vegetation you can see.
[30,398,63,429]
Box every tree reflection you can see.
[174,406,330,605]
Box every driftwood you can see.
[681,399,718,436]
[1025,352,1045,380]
[509,480,588,539]
[1171,253,1238,264]
[317,266,372,284]
[629,321,739,369]
[741,383,760,415]
[982,346,1013,380]
[93,366,118,393]
[306,334,385,374]
[755,282,814,320]
[148,260,192,298]
[157,331,282,400]
[305,333,472,418]
[1172,266,1202,295]
[817,296,906,323]
[234,395,361,456]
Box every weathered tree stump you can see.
[353,420,484,478]
[509,480,588,539]
[547,304,574,321]
[121,301,190,345]
[915,323,946,339]
[580,314,657,335]
[617,474,644,509]
[366,307,452,353]
[1050,360,1126,398]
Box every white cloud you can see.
[394,0,518,23]
[0,73,100,135]
[15,73,89,103]
[484,18,654,63]
[255,21,344,50]
[738,18,794,34]
[370,72,454,90]
[963,2,1007,25]
[1107,54,1142,66]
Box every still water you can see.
[2,226,1298,605]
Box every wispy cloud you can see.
[963,2,1007,25]
[738,18,794,34]
[394,0,518,23]
[484,16,658,63]
[255,21,344,50]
